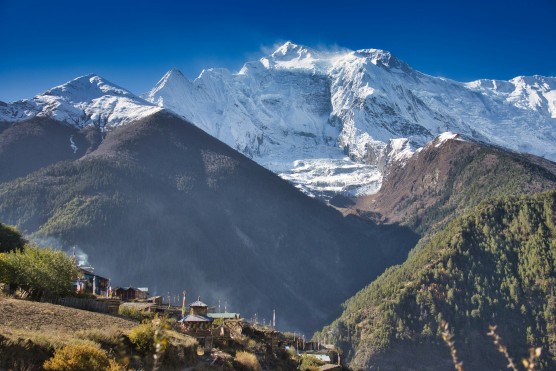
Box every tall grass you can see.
[234,351,261,371]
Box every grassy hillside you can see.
[0,297,198,370]
[318,191,556,370]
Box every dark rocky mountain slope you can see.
[0,117,102,183]
[0,111,418,333]
[347,135,556,235]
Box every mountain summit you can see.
[266,41,322,67]
[0,74,161,128]
[2,42,555,200]
[145,41,556,198]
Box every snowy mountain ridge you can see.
[1,42,554,199]
[0,74,161,129]
[145,41,556,198]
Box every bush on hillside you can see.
[234,351,261,371]
[43,343,118,371]
[299,354,325,371]
[118,305,154,322]
[129,323,155,354]
[128,317,198,369]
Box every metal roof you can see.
[207,313,241,319]
[179,314,213,322]
[189,299,208,307]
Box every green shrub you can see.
[0,223,26,253]
[299,354,325,371]
[129,323,155,354]
[118,305,154,322]
[43,343,110,371]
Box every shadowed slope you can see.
[0,111,418,333]
[0,117,103,183]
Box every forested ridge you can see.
[319,191,556,370]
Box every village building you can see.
[207,312,241,320]
[179,297,214,333]
[115,287,149,301]
[177,297,215,349]
[147,295,163,305]
[74,267,110,296]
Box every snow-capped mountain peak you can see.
[354,48,411,72]
[466,74,556,119]
[0,74,161,128]
[270,41,317,61]
[154,68,188,89]
[146,41,556,199]
[43,74,134,102]
[255,41,324,71]
[264,43,411,73]
[147,68,191,105]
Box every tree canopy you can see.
[0,223,26,253]
[318,191,556,370]
[0,244,78,299]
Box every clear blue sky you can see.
[0,0,555,101]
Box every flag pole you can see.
[181,290,187,318]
